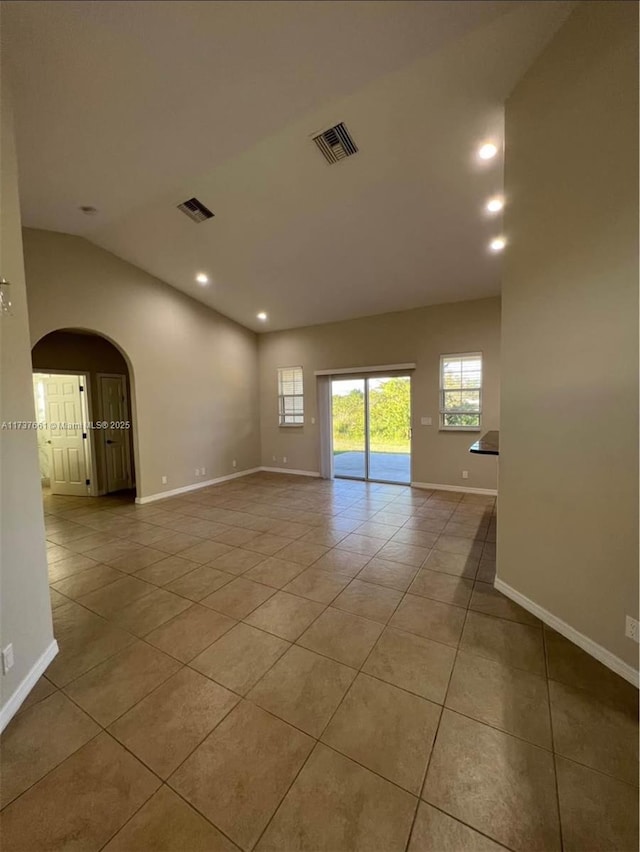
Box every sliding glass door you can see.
[332,378,366,479]
[331,375,411,484]
[368,376,411,483]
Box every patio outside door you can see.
[331,375,411,484]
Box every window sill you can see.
[439,427,482,433]
[279,423,304,428]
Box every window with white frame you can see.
[440,353,482,430]
[278,366,304,425]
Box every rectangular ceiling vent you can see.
[177,197,214,223]
[312,122,358,164]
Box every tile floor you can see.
[1,473,638,851]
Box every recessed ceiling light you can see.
[478,142,498,160]
[489,236,506,252]
[486,196,504,213]
[195,273,209,285]
[257,312,268,321]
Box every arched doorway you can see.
[31,329,137,498]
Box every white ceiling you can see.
[2,0,573,331]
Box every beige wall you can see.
[23,229,261,500]
[32,331,135,493]
[258,297,500,490]
[0,79,55,724]
[499,1,639,671]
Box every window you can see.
[278,366,304,425]
[440,353,482,430]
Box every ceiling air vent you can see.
[312,122,358,164]
[177,197,215,223]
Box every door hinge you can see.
[82,433,87,439]
[85,478,90,486]
[79,385,84,392]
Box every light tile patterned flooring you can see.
[1,473,638,851]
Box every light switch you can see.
[421,417,432,426]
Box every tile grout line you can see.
[413,799,519,852]
[4,655,226,815]
[544,626,566,852]
[47,489,493,697]
[231,467,432,850]
[399,494,495,849]
[231,494,471,848]
[191,614,553,752]
[49,522,388,702]
[406,586,472,852]
[50,537,498,689]
[247,549,426,852]
[94,726,245,852]
[303,550,433,848]
[29,481,538,850]
[0,727,105,812]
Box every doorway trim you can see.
[32,369,97,496]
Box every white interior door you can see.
[44,375,89,496]
[99,374,132,493]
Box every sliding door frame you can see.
[329,371,412,486]
[363,378,371,481]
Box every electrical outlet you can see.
[2,643,14,674]
[421,417,432,426]
[625,615,639,643]
[272,455,276,462]
[232,459,237,468]
[195,468,200,476]
[283,457,287,463]
[201,467,206,476]
[161,475,167,485]
[311,417,316,425]
[462,470,469,480]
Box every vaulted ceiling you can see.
[2,0,573,330]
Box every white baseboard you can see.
[260,467,321,478]
[0,639,59,733]
[494,577,639,688]
[135,467,262,504]
[411,481,497,496]
[138,471,491,503]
